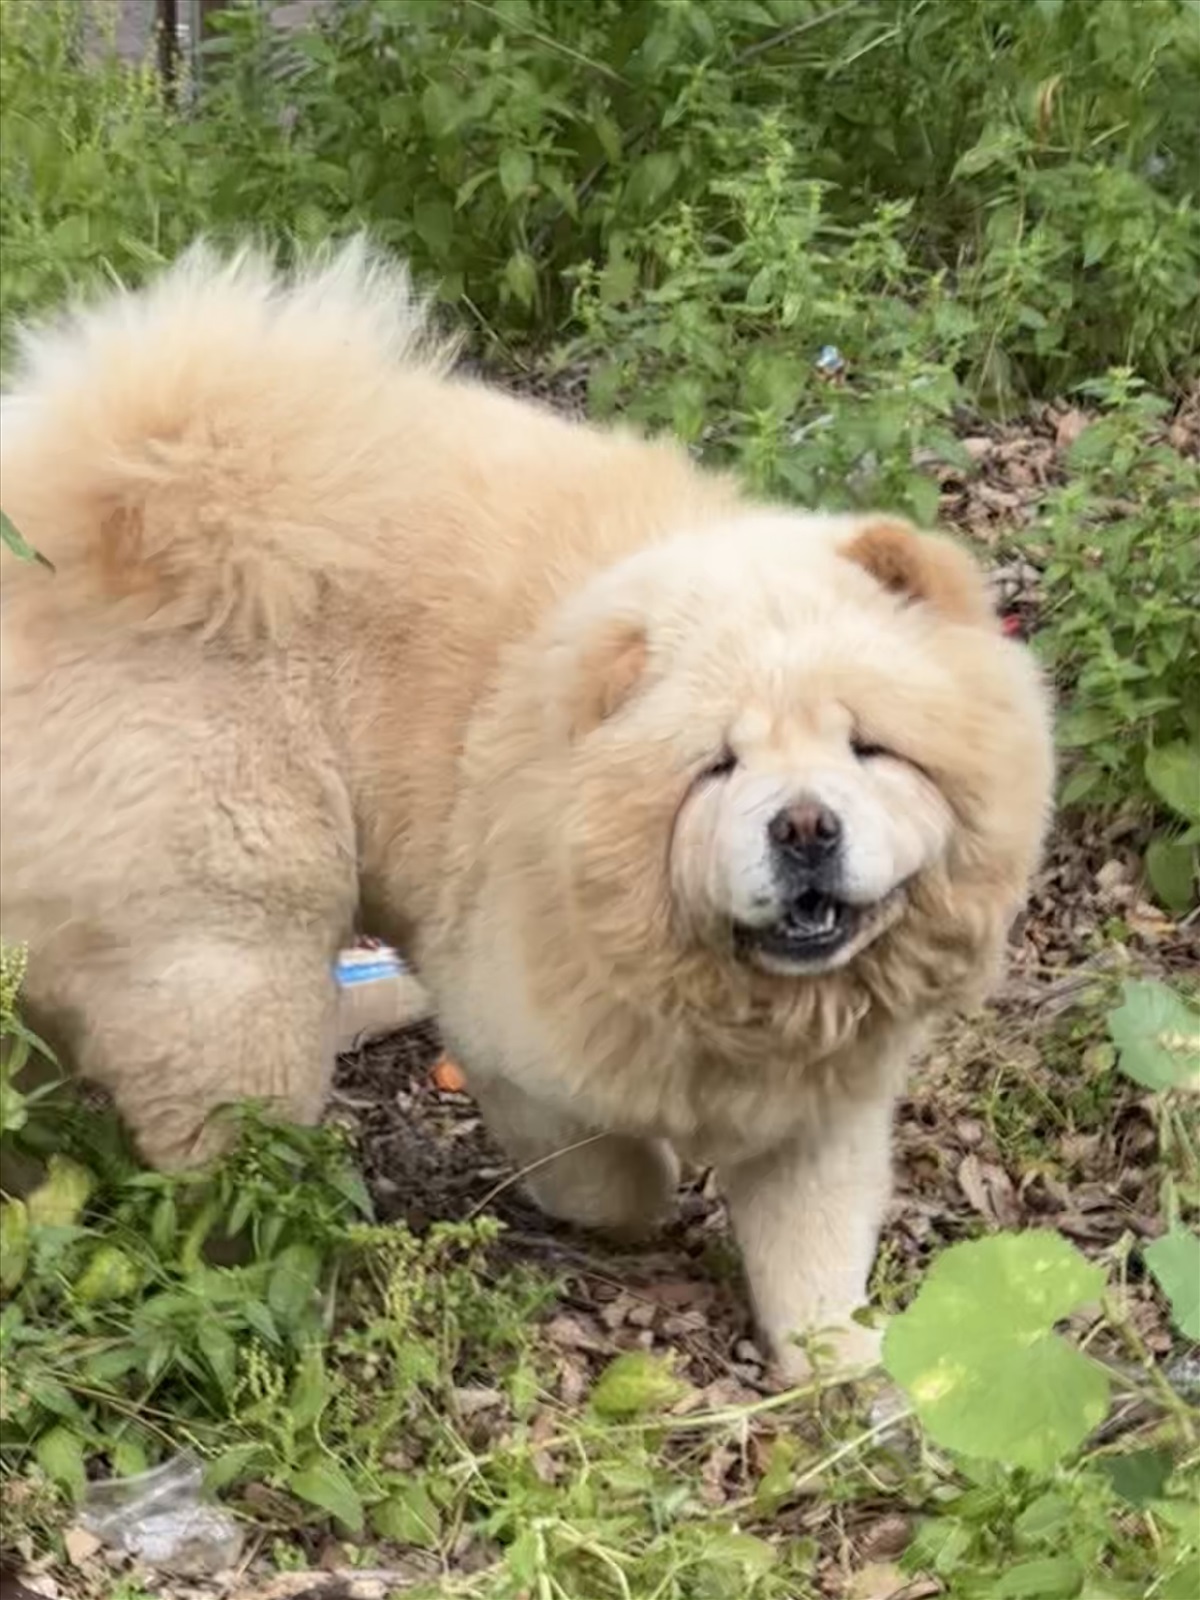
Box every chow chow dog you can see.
[0,243,1053,1376]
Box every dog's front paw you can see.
[772,1318,885,1386]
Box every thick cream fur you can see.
[0,243,1053,1375]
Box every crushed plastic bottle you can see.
[814,343,847,381]
[79,1453,244,1576]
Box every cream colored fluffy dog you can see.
[0,244,1053,1377]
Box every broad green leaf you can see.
[0,1068,28,1135]
[179,1201,218,1273]
[995,1556,1083,1598]
[1145,837,1197,915]
[1059,765,1102,808]
[29,1378,83,1423]
[951,124,1028,179]
[590,1350,691,1419]
[111,1435,150,1479]
[1090,1447,1174,1507]
[197,1318,239,1396]
[1144,1227,1200,1339]
[420,82,463,140]
[0,509,54,571]
[701,1530,775,1578]
[1107,980,1200,1093]
[34,1425,88,1501]
[0,1200,30,1291]
[625,150,680,211]
[27,1155,93,1228]
[498,147,533,202]
[288,1344,328,1431]
[371,1479,442,1548]
[503,250,538,310]
[242,1300,281,1345]
[753,1433,802,1515]
[1145,742,1200,825]
[1014,1491,1072,1544]
[288,1457,364,1532]
[267,1242,321,1326]
[75,1244,141,1304]
[883,1233,1109,1471]
[204,1442,266,1493]
[413,199,455,259]
[1162,1555,1200,1600]
[905,473,941,529]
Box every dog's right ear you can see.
[568,619,649,739]
[841,518,996,628]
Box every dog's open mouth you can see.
[734,889,855,965]
[729,876,915,972]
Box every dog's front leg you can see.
[718,1092,895,1381]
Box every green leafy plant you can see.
[883,1231,1110,1472]
[1033,371,1200,862]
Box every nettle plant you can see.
[1030,371,1200,905]
[567,119,977,528]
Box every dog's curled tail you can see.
[0,238,454,642]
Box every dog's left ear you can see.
[841,518,996,627]
[569,619,649,738]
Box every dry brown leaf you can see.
[846,1563,925,1600]
[61,1528,102,1569]
[957,1154,1021,1227]
[858,1514,913,1563]
[1055,409,1091,449]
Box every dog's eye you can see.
[702,747,738,781]
[851,735,893,761]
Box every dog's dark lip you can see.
[733,889,858,964]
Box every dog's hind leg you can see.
[29,929,341,1170]
[470,1076,679,1239]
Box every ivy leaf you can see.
[287,1457,363,1532]
[590,1351,691,1419]
[1107,980,1200,1093]
[883,1233,1109,1471]
[1144,1227,1200,1339]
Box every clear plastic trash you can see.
[79,1452,244,1575]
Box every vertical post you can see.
[157,0,180,95]
[159,0,237,93]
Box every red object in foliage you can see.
[432,1055,468,1094]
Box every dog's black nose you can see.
[768,801,842,866]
